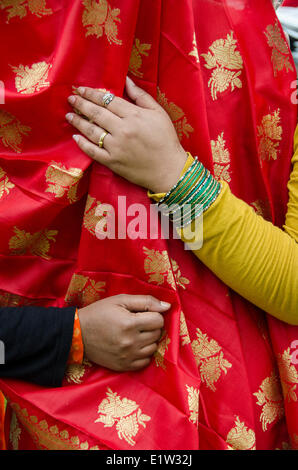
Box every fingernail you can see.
[160,301,171,309]
[68,95,76,104]
[126,76,135,86]
[65,113,73,122]
[72,134,80,143]
[77,86,85,95]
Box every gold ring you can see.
[98,131,108,149]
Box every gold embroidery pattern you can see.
[82,0,122,45]
[9,411,21,450]
[250,199,270,220]
[186,385,199,426]
[180,311,191,346]
[10,403,99,450]
[83,194,107,237]
[143,247,190,290]
[45,162,84,204]
[0,167,15,200]
[65,358,93,384]
[211,132,231,183]
[0,289,33,307]
[65,273,106,307]
[171,258,190,290]
[0,109,31,153]
[9,226,58,260]
[291,433,298,450]
[276,441,292,450]
[257,109,282,161]
[0,0,53,21]
[154,329,171,370]
[129,39,151,78]
[253,372,284,432]
[226,417,256,450]
[157,88,194,141]
[277,347,298,402]
[189,33,199,64]
[191,328,232,391]
[265,21,294,76]
[201,32,243,101]
[11,61,52,94]
[95,388,151,447]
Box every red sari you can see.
[0,0,297,450]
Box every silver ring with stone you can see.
[102,92,115,108]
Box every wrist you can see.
[148,152,194,202]
[158,157,222,228]
[150,147,188,194]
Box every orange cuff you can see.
[67,309,84,365]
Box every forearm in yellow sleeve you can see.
[180,181,298,325]
[284,126,298,242]
[149,148,298,325]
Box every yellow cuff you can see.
[147,153,195,202]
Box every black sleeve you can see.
[0,306,76,388]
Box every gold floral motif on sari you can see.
[251,200,271,222]
[201,31,243,101]
[9,411,21,450]
[154,329,171,370]
[275,441,292,450]
[9,403,99,450]
[277,347,298,402]
[143,247,190,290]
[82,0,122,45]
[186,385,199,426]
[45,162,84,204]
[94,388,151,447]
[0,289,33,307]
[0,167,15,200]
[65,358,93,384]
[226,417,256,450]
[191,328,232,391]
[189,33,199,64]
[65,273,106,307]
[9,226,58,260]
[180,311,191,346]
[211,132,231,183]
[291,433,298,450]
[157,88,194,141]
[11,61,52,94]
[0,109,31,153]
[265,21,294,76]
[257,109,282,161]
[129,39,151,78]
[83,194,108,237]
[253,372,284,432]
[0,0,53,22]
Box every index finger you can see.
[115,294,171,313]
[134,311,165,332]
[76,86,136,118]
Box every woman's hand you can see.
[78,294,170,372]
[66,77,187,194]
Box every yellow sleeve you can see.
[284,125,298,243]
[181,178,298,324]
[149,135,298,325]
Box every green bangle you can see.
[166,161,204,206]
[158,157,222,229]
[158,157,199,205]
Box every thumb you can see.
[116,294,171,313]
[126,76,159,110]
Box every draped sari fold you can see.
[0,0,297,450]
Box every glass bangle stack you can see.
[158,157,222,229]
